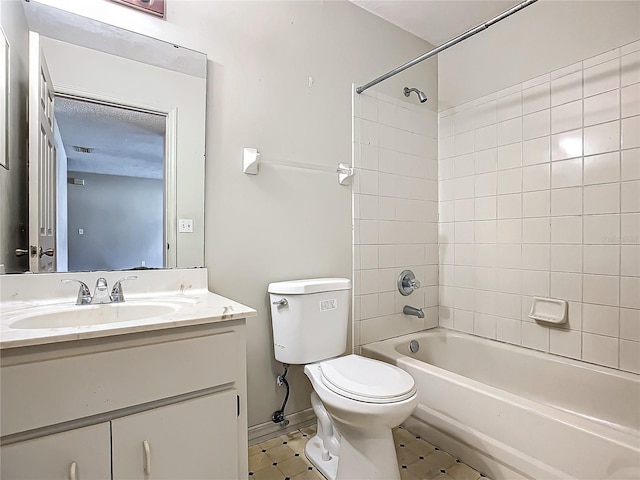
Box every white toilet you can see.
[268,278,418,480]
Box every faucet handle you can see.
[111,276,138,303]
[61,279,92,305]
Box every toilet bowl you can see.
[268,278,418,480]
[304,355,418,480]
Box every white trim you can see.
[248,408,316,446]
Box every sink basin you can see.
[7,299,193,330]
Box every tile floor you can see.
[248,424,490,480]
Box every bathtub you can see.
[362,328,640,480]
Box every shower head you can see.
[404,87,427,104]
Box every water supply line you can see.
[272,364,290,426]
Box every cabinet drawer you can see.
[1,330,236,436]
[1,423,111,479]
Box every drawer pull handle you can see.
[69,462,77,480]
[143,440,151,475]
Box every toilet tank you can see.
[268,278,351,364]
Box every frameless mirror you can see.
[10,0,206,273]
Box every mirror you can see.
[3,0,206,273]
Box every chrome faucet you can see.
[403,305,425,318]
[62,276,137,305]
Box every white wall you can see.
[439,1,640,110]
[35,0,436,429]
[438,40,640,373]
[0,0,28,272]
[353,90,439,349]
[67,172,164,271]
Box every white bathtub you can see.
[362,328,640,480]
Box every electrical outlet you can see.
[178,218,193,233]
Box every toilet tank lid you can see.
[268,278,351,294]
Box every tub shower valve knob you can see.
[398,270,421,296]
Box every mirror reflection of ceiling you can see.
[55,97,165,180]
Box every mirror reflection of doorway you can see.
[54,96,166,271]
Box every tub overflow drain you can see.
[409,340,420,353]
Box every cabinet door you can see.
[111,391,238,480]
[0,423,111,480]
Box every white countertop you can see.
[0,268,257,349]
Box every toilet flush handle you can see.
[272,298,288,307]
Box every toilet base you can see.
[305,434,338,480]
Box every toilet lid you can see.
[319,355,416,404]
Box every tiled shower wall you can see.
[438,41,640,373]
[352,91,439,350]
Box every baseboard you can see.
[248,408,316,445]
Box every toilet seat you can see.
[319,355,416,404]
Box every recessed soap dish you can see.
[528,297,568,325]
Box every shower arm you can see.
[355,0,539,95]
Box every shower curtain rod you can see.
[356,0,539,95]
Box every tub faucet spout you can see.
[403,305,424,318]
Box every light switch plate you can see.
[178,218,193,233]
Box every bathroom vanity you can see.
[0,269,256,479]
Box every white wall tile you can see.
[620,308,640,342]
[584,245,620,275]
[551,158,583,188]
[621,213,640,244]
[522,136,551,166]
[475,124,497,151]
[550,328,582,359]
[583,303,620,337]
[497,219,522,244]
[622,116,640,150]
[523,217,550,244]
[497,168,522,195]
[551,187,583,216]
[523,83,550,114]
[621,276,640,309]
[521,322,550,351]
[551,244,583,273]
[550,272,582,301]
[552,129,583,161]
[551,100,582,134]
[474,196,497,220]
[522,163,550,192]
[584,183,620,214]
[496,316,521,345]
[497,92,522,122]
[621,149,640,181]
[497,118,523,146]
[621,180,640,213]
[583,214,620,245]
[523,190,550,218]
[584,59,620,98]
[551,71,582,107]
[522,244,550,271]
[497,143,522,170]
[583,333,619,368]
[621,51,640,87]
[584,120,620,156]
[475,172,497,197]
[497,193,522,219]
[622,84,640,119]
[551,216,583,244]
[620,339,640,373]
[583,274,619,306]
[584,152,621,185]
[523,109,551,140]
[584,89,620,127]
[621,245,640,276]
[474,148,498,174]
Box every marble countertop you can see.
[0,269,256,349]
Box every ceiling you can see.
[351,1,521,46]
[55,97,165,180]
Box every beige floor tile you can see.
[405,438,438,457]
[394,426,419,445]
[249,444,264,456]
[277,456,310,477]
[400,466,422,480]
[249,452,274,473]
[396,445,422,467]
[407,458,445,480]
[287,436,309,454]
[260,436,288,451]
[267,444,297,462]
[447,462,482,480]
[251,464,286,480]
[290,470,324,480]
[300,424,317,437]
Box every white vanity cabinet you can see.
[0,423,111,480]
[0,320,248,480]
